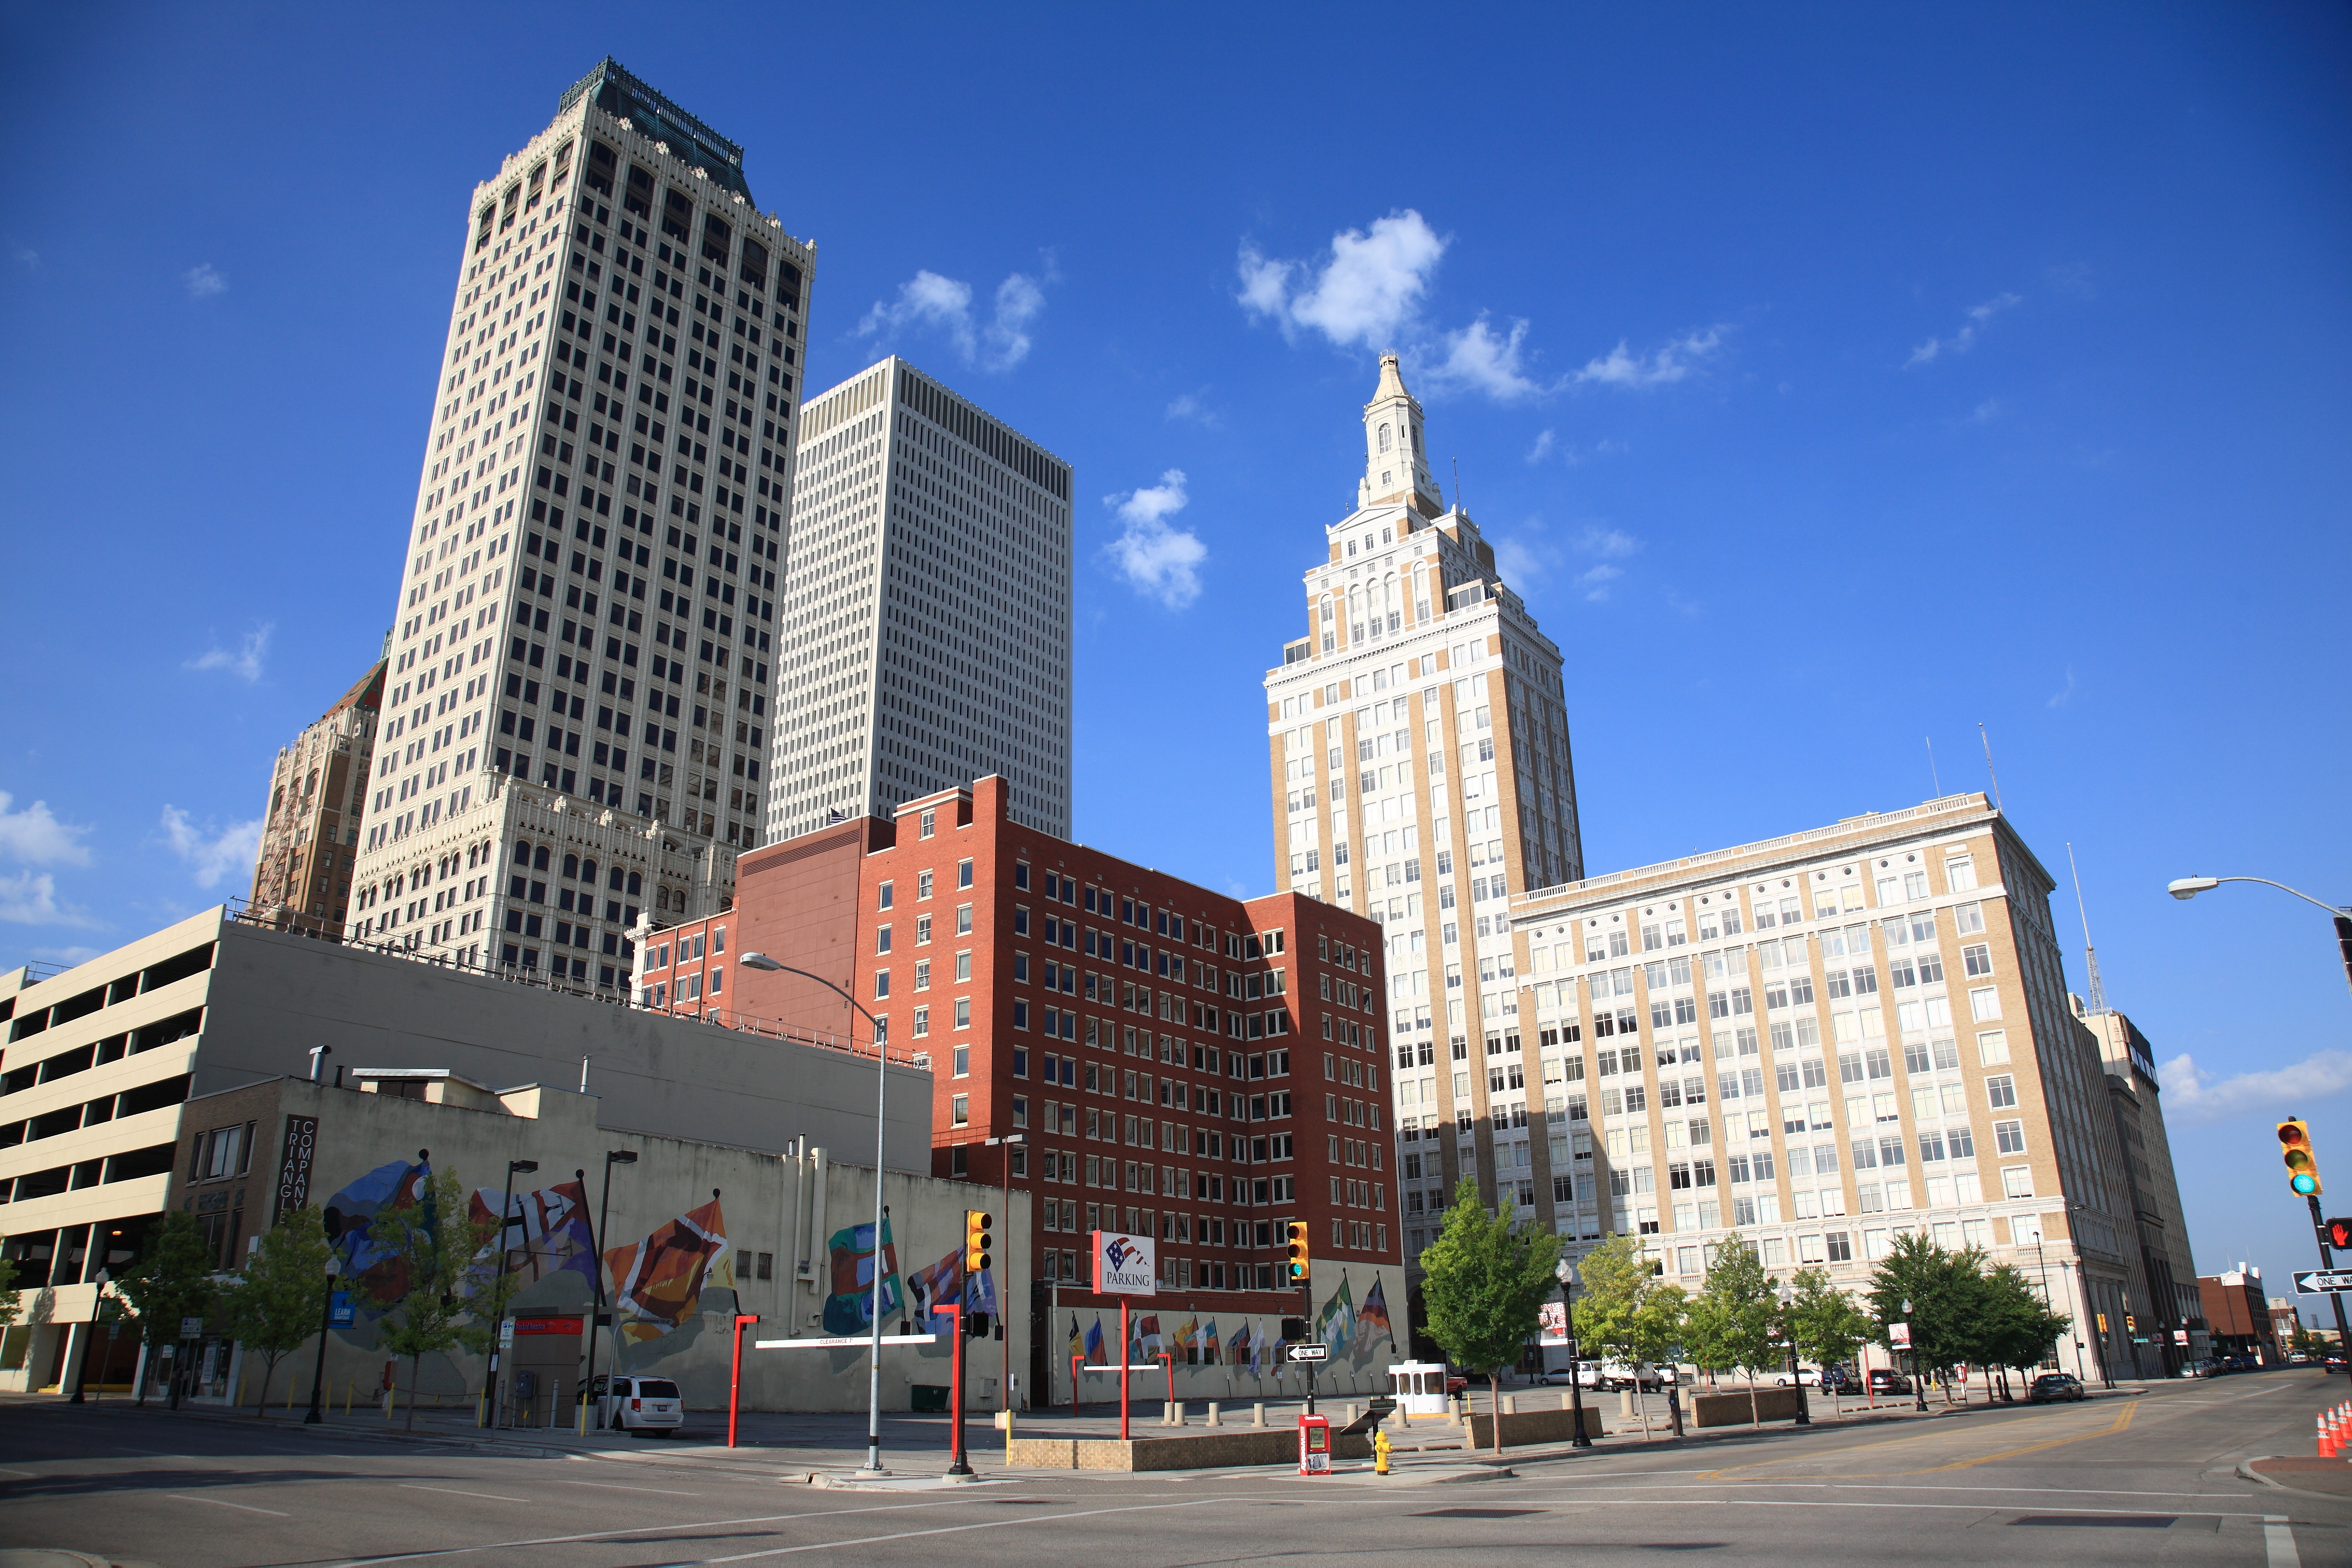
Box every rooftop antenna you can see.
[1926,736,1941,797]
[2066,842,2106,1015]
[1977,722,2004,811]
[1452,457,1462,514]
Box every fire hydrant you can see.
[1374,1426,1392,1475]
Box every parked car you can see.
[1867,1369,1913,1395]
[2326,1353,2349,1373]
[2176,1357,2218,1378]
[2027,1372,2086,1404]
[1817,1367,1866,1395]
[2288,1352,2311,1365]
[1773,1367,1826,1387]
[591,1374,684,1434]
[1530,1364,1585,1387]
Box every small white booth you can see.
[1387,1361,1448,1417]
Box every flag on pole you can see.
[1200,1317,1220,1364]
[1318,1271,1355,1352]
[820,1215,902,1336]
[1067,1314,1083,1359]
[1244,1321,1262,1377]
[1084,1314,1105,1364]
[1355,1276,1393,1352]
[606,1196,732,1346]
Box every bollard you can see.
[1559,1392,1573,1411]
[1253,1402,1266,1427]
[1347,1402,1360,1426]
[1504,1395,1517,1416]
[1620,1389,1636,1418]
[1206,1401,1222,1427]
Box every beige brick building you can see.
[247,659,384,938]
[1472,793,2140,1380]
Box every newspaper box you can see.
[1298,1412,1331,1475]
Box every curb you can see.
[2237,1457,2352,1504]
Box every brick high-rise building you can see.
[345,57,815,990]
[636,776,1410,1398]
[1262,354,1582,1257]
[248,659,384,937]
[764,359,1073,843]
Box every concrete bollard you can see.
[1559,1392,1573,1411]
[1253,1402,1266,1426]
[1347,1403,1360,1426]
[1620,1389,1637,1418]
[1206,1401,1222,1427]
[1504,1395,1518,1416]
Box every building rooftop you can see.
[558,57,752,202]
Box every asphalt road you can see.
[1,1371,2344,1566]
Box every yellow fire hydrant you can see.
[1374,1426,1392,1475]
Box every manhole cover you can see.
[2011,1516,2176,1529]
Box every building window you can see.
[955,997,972,1028]
[953,1044,969,1076]
[955,951,973,982]
[1969,986,2000,1021]
[874,970,890,999]
[876,925,892,955]
[913,1006,930,1038]
[958,858,975,889]
[1993,1119,2026,1154]
[1977,1030,2008,1065]
[951,1094,969,1127]
[1944,855,1977,892]
[878,880,893,910]
[920,809,936,839]
[1985,1074,2017,1109]
[2001,1165,2032,1198]
[957,904,974,935]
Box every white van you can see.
[592,1374,685,1434]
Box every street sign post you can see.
[2293,1269,2352,1294]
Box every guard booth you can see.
[1387,1361,1448,1417]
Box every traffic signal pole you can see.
[2309,1194,2352,1381]
[1303,1273,1316,1417]
[944,1303,970,1476]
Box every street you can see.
[1,1370,2346,1566]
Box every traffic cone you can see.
[2320,1411,2335,1458]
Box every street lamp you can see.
[986,1132,1024,1413]
[68,1268,113,1405]
[491,1159,538,1428]
[305,1255,341,1424]
[741,950,894,1475]
[1552,1258,1592,1448]
[1775,1283,1811,1426]
[2168,875,2352,1000]
[1900,1297,1927,1412]
[583,1150,637,1430]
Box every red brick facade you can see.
[635,775,1403,1305]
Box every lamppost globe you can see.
[2167,877,2220,900]
[739,952,784,970]
[1555,1258,1575,1287]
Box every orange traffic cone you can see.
[2321,1411,2336,1458]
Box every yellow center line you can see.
[1905,1398,2137,1473]
[1692,1415,2044,1480]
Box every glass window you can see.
[958,859,975,889]
[953,1044,969,1076]
[877,880,893,910]
[951,1094,969,1126]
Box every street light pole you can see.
[741,951,891,1474]
[1776,1284,1811,1427]
[1553,1258,1592,1448]
[986,1132,1024,1413]
[304,1256,340,1424]
[2168,876,2352,1000]
[1901,1297,1927,1412]
[491,1158,538,1428]
[584,1150,636,1429]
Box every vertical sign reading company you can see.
[275,1115,319,1222]
[1090,1231,1156,1296]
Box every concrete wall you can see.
[1464,1403,1606,1446]
[1690,1387,1803,1426]
[148,1075,1028,1416]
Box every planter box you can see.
[1690,1387,1803,1427]
[1464,1405,1607,1448]
[1008,1428,1371,1471]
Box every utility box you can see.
[1297,1412,1331,1475]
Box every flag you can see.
[467,1178,593,1289]
[1356,1277,1393,1352]
[1227,1319,1249,1368]
[1067,1314,1083,1359]
[1200,1318,1220,1365]
[606,1196,732,1346]
[1319,1272,1355,1352]
[1137,1313,1163,1356]
[1172,1315,1198,1360]
[1084,1314,1106,1364]
[820,1215,902,1336]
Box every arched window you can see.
[563,853,580,879]
[1378,423,1392,453]
[627,871,643,896]
[580,858,598,885]
[513,838,531,864]
[533,845,551,872]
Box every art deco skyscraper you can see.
[763,357,1073,841]
[1262,355,1583,1254]
[346,58,815,991]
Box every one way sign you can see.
[2293,1269,2352,1294]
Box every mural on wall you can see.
[605,1196,732,1347]
[906,1248,998,1336]
[321,1156,432,1314]
[467,1178,593,1290]
[821,1216,902,1335]
[1059,1268,1406,1399]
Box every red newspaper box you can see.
[1298,1412,1331,1475]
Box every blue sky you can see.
[3,5,2347,1303]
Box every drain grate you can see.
[1409,1508,1545,1518]
[2011,1516,2177,1529]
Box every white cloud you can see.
[1104,469,1206,610]
[11,244,36,269]
[0,871,97,928]
[1907,292,2021,367]
[1236,210,1447,351]
[0,793,92,866]
[186,623,272,683]
[1572,328,1724,388]
[1525,430,1555,464]
[1576,564,1623,601]
[1971,397,2003,423]
[1576,525,1642,559]
[858,267,1046,372]
[2159,1048,2352,1127]
[2047,667,2078,708]
[184,263,226,298]
[31,945,101,967]
[1165,391,1220,428]
[1428,315,1543,400]
[159,806,263,891]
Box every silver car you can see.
[595,1374,685,1434]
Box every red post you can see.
[728,1313,759,1448]
[1119,1300,1131,1442]
[1071,1354,1082,1418]
[946,1303,970,1477]
[1160,1351,1174,1420]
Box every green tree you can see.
[1418,1178,1562,1452]
[1570,1234,1685,1439]
[1783,1265,1873,1396]
[1684,1234,1780,1423]
[0,1241,20,1334]
[1973,1261,2071,1394]
[114,1212,218,1408]
[369,1171,504,1430]
[220,1207,332,1417]
[1865,1231,1986,1390]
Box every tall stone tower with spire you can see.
[1261,354,1588,1258]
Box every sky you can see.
[2,4,2347,1307]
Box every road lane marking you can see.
[168,1494,290,1516]
[399,1483,530,1502]
[556,1478,702,1494]
[2267,1514,2301,1568]
[314,1499,1034,1567]
[0,1466,38,1478]
[695,1498,1240,1562]
[1911,1396,2136,1473]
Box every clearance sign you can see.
[1091,1230,1156,1296]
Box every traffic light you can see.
[964,1209,992,1274]
[1285,1220,1311,1283]
[964,1311,991,1339]
[2280,1119,2322,1196]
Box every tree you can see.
[369,1171,503,1430]
[220,1207,332,1417]
[1684,1234,1779,1424]
[0,1242,20,1335]
[1570,1234,1685,1439]
[1783,1265,1872,1399]
[1418,1178,1562,1453]
[1972,1261,2071,1394]
[114,1212,218,1408]
[1865,1231,1986,1391]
